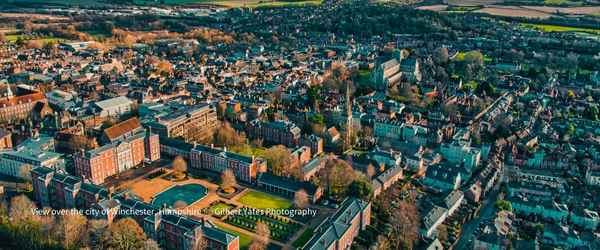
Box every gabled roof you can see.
[103,117,142,142]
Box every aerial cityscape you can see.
[0,0,599,249]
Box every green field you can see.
[238,190,292,210]
[216,224,252,249]
[521,23,600,35]
[4,34,65,43]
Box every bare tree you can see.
[220,169,237,194]
[55,212,88,249]
[173,200,188,209]
[262,145,292,177]
[388,201,420,249]
[106,218,147,250]
[86,219,109,249]
[191,231,207,250]
[294,189,309,209]
[143,239,161,250]
[366,164,376,179]
[253,221,270,248]
[9,195,38,223]
[172,156,187,178]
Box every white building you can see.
[0,147,64,178]
[93,96,133,117]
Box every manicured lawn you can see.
[216,224,252,250]
[520,23,600,35]
[209,202,234,218]
[238,190,292,210]
[292,227,314,248]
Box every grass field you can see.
[238,190,292,210]
[520,23,600,35]
[5,34,65,43]
[216,224,253,249]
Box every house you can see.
[422,164,462,192]
[0,129,12,149]
[421,205,448,238]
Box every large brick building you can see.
[247,119,301,147]
[302,198,371,250]
[74,118,160,184]
[189,144,266,183]
[0,84,48,123]
[31,167,239,250]
[144,104,219,143]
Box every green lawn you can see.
[230,144,266,158]
[238,190,292,210]
[292,227,314,248]
[216,224,252,250]
[520,23,600,35]
[209,202,234,217]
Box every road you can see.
[454,167,504,250]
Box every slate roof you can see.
[303,198,369,250]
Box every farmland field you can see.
[520,23,600,34]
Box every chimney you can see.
[211,144,214,149]
[224,146,227,152]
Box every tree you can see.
[348,179,373,200]
[213,122,246,147]
[173,200,188,209]
[373,235,391,250]
[495,200,512,212]
[366,164,376,179]
[55,212,88,249]
[87,219,110,249]
[437,224,448,243]
[254,221,270,247]
[172,156,187,178]
[105,218,147,250]
[318,158,357,198]
[191,231,207,250]
[388,201,419,249]
[25,40,43,49]
[294,189,309,209]
[9,195,38,224]
[249,241,266,250]
[220,169,237,194]
[262,145,292,177]
[434,47,449,65]
[143,239,161,250]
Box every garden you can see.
[225,207,301,242]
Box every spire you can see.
[5,82,13,98]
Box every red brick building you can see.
[74,118,160,184]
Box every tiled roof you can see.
[103,117,142,141]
